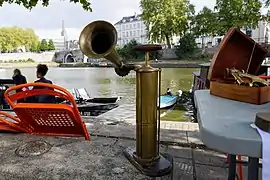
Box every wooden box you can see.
[208,28,270,104]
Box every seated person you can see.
[166,88,172,96]
[31,64,56,103]
[12,69,27,103]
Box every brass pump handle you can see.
[134,44,162,66]
[134,44,162,52]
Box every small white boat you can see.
[158,90,182,109]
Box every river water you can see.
[0,67,197,104]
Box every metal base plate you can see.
[123,147,173,177]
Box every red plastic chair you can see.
[0,111,28,132]
[3,83,90,140]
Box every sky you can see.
[0,0,216,39]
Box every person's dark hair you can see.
[13,69,21,75]
[37,64,49,77]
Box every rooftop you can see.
[115,14,142,25]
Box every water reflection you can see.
[0,67,197,104]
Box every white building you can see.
[114,14,148,46]
[195,20,270,48]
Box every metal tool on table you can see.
[79,20,173,177]
[225,68,270,87]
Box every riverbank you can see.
[0,62,59,68]
[59,60,209,68]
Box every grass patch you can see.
[160,91,193,122]
[160,104,189,122]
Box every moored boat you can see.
[158,90,182,109]
[67,88,121,104]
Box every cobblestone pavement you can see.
[92,104,202,145]
[0,105,258,179]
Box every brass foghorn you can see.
[79,20,138,76]
[79,21,173,177]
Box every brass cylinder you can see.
[135,65,159,160]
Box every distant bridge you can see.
[53,49,85,63]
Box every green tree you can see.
[0,0,92,11]
[39,39,48,51]
[265,0,270,7]
[140,0,191,49]
[48,39,56,51]
[214,0,263,35]
[117,40,144,60]
[175,33,197,59]
[186,3,195,34]
[192,7,217,52]
[0,27,39,52]
[117,39,162,61]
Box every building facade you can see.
[195,21,270,48]
[114,14,148,46]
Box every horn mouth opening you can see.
[91,30,115,55]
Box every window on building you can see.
[122,32,125,37]
[122,25,125,30]
[130,31,132,36]
[126,24,128,30]
[130,24,132,29]
[137,23,140,28]
[141,30,144,35]
[126,32,129,37]
[133,31,136,36]
[137,30,140,36]
[133,24,136,28]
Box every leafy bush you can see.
[26,58,35,62]
[117,39,162,61]
[175,33,197,59]
[3,58,35,63]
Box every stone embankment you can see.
[59,60,207,68]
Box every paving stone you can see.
[187,129,203,145]
[166,145,192,159]
[172,157,194,180]
[195,164,228,180]
[160,129,188,144]
[192,148,227,167]
[94,123,136,139]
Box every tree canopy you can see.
[48,39,56,51]
[0,0,92,11]
[0,27,39,52]
[140,0,191,49]
[0,27,56,52]
[192,7,217,38]
[214,0,263,35]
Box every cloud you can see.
[0,0,216,29]
[0,0,141,29]
[0,0,216,40]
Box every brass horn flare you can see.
[79,20,136,76]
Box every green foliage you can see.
[140,0,191,48]
[175,33,197,59]
[0,0,92,11]
[117,40,144,60]
[39,39,48,51]
[47,39,56,51]
[214,0,263,35]
[0,27,39,52]
[192,7,217,37]
[265,0,270,7]
[117,39,162,61]
[3,58,35,63]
